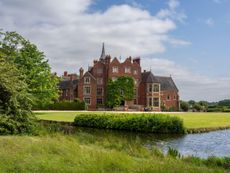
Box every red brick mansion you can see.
[59,44,179,111]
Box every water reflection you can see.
[74,127,230,158]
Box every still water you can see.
[75,128,230,158]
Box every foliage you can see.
[33,99,85,110]
[0,30,59,108]
[0,56,36,135]
[218,99,230,107]
[180,100,208,112]
[184,156,230,170]
[180,101,189,111]
[74,113,185,134]
[167,147,181,159]
[106,77,134,108]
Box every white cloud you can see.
[0,0,180,72]
[141,58,230,101]
[157,0,187,23]
[0,0,229,101]
[167,37,191,46]
[205,18,215,26]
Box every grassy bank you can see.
[0,132,228,173]
[36,111,230,129]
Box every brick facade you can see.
[59,44,180,111]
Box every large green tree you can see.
[106,76,134,108]
[0,56,35,134]
[0,31,59,108]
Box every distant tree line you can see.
[180,99,230,112]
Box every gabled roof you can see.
[110,57,120,64]
[155,76,178,92]
[84,71,96,80]
[59,79,78,90]
[141,71,157,83]
[141,71,178,92]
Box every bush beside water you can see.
[74,113,185,134]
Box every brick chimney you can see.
[64,71,68,76]
[105,55,111,64]
[93,60,98,65]
[133,57,140,65]
[79,67,84,78]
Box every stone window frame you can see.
[147,97,160,107]
[96,87,103,96]
[153,84,160,92]
[125,66,131,73]
[84,77,90,84]
[84,86,91,95]
[112,66,119,73]
[97,78,103,85]
[84,97,91,105]
[96,98,103,105]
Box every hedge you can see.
[33,99,85,110]
[74,113,185,134]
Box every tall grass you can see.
[0,132,227,173]
[74,113,185,133]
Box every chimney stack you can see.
[64,71,68,76]
[133,57,140,65]
[79,67,84,78]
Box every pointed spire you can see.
[100,42,105,59]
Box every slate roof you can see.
[141,71,157,83]
[141,71,178,92]
[155,76,178,92]
[59,79,78,90]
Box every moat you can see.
[75,128,230,158]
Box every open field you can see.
[0,133,227,173]
[35,111,230,129]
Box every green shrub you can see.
[0,114,37,135]
[74,113,185,134]
[33,99,85,110]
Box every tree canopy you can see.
[106,76,134,108]
[0,31,59,108]
[0,56,35,134]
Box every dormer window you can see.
[84,77,90,84]
[125,67,131,73]
[112,66,118,73]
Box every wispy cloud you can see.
[205,18,215,26]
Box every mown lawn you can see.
[35,111,230,129]
[0,133,227,173]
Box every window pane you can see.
[153,98,159,107]
[97,98,103,104]
[84,98,91,105]
[153,84,159,92]
[84,86,91,95]
[97,88,103,96]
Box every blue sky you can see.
[0,0,230,101]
